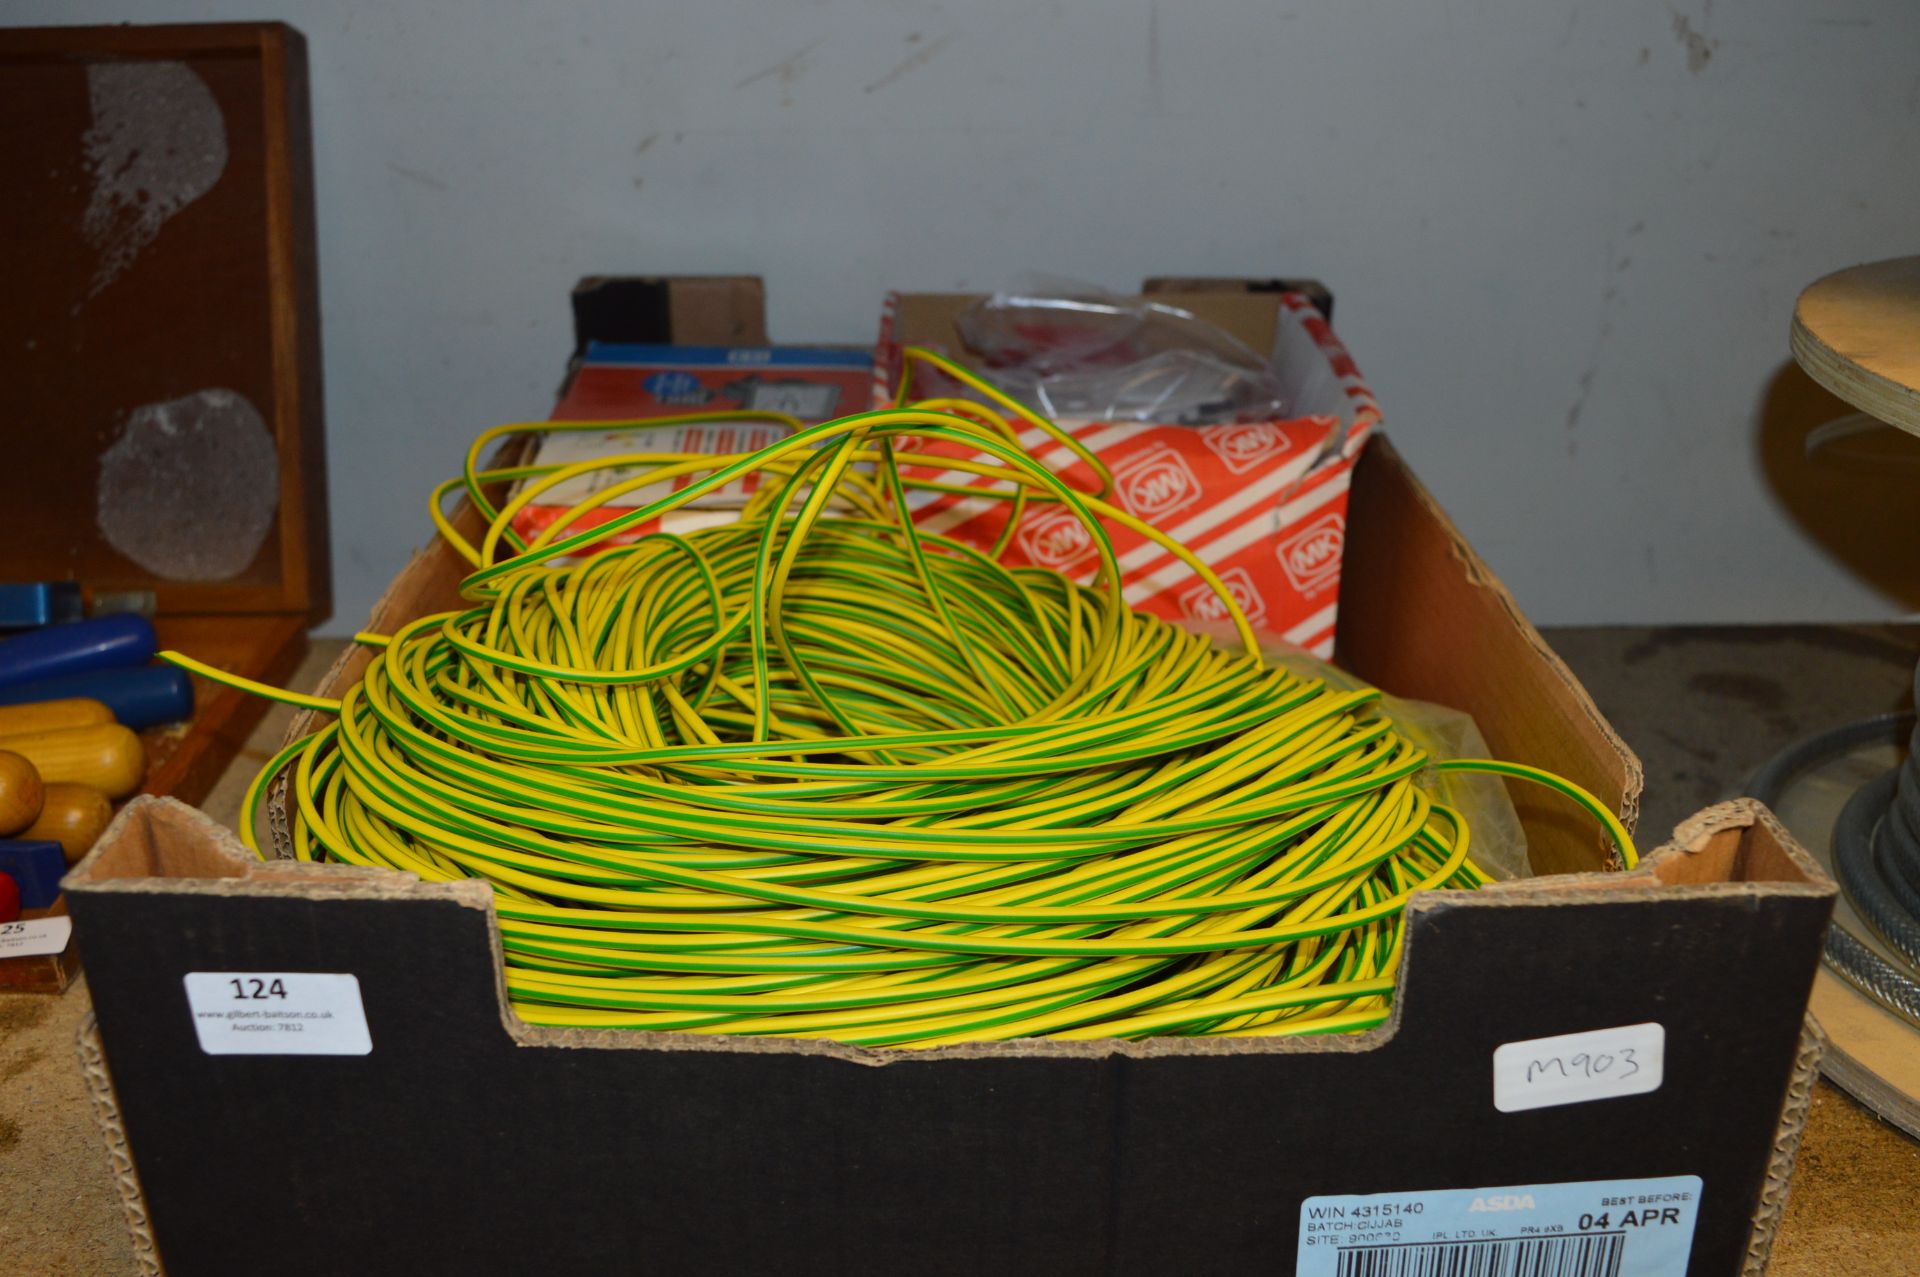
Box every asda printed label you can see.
[1297,1176,1702,1276]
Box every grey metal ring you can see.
[1747,712,1920,1032]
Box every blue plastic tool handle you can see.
[0,840,67,909]
[0,615,157,692]
[0,582,84,630]
[0,663,193,729]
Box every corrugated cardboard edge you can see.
[1667,800,1828,1276]
[73,798,496,908]
[1461,799,1829,903]
[1745,1015,1826,1277]
[77,1012,163,1277]
[74,798,1830,1064]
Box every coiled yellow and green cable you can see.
[164,349,1634,1048]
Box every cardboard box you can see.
[877,285,1378,657]
[551,343,874,423]
[63,286,1833,1276]
[521,279,1374,657]
[511,279,874,549]
[569,275,770,353]
[510,342,875,547]
[70,796,1830,1275]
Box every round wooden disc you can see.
[1808,969,1920,1140]
[1792,257,1920,437]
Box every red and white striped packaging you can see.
[514,297,1377,658]
[874,292,1379,658]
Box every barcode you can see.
[1335,1232,1626,1277]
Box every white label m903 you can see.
[1493,1022,1665,1113]
[183,972,372,1056]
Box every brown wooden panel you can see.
[0,23,327,620]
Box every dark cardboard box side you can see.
[67,798,1830,1277]
[62,287,1831,1276]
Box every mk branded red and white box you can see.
[513,295,1376,659]
[877,290,1379,658]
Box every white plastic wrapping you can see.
[952,282,1290,426]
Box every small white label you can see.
[0,917,73,958]
[1494,1022,1664,1112]
[184,972,372,1056]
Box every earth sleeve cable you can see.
[163,347,1634,1048]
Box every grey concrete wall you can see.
[16,1,1920,632]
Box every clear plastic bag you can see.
[953,280,1290,425]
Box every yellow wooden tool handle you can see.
[0,697,115,736]
[23,783,115,864]
[0,748,45,836]
[0,724,145,799]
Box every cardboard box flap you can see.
[1142,275,1335,321]
[570,275,769,354]
[1338,437,1644,874]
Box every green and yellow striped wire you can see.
[164,348,1634,1048]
